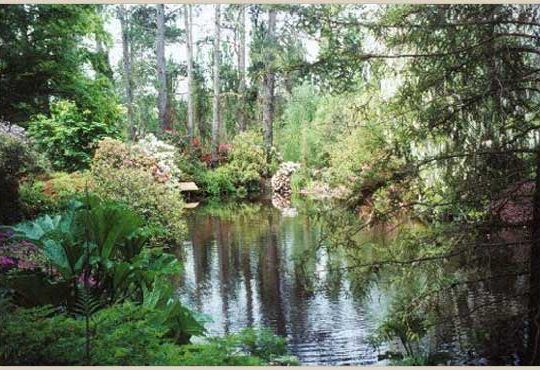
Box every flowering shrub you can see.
[41,171,93,198]
[135,133,183,187]
[0,121,28,142]
[173,132,283,199]
[91,139,186,244]
[0,230,43,273]
[200,131,279,198]
[200,142,232,166]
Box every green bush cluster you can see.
[275,83,327,167]
[91,138,186,244]
[328,123,390,184]
[8,196,182,304]
[200,131,279,198]
[0,303,295,366]
[28,100,120,172]
[2,195,207,362]
[0,303,194,365]
[19,172,93,218]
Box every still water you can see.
[177,201,386,365]
[176,200,529,365]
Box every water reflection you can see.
[177,201,382,365]
[177,199,532,365]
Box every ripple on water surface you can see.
[176,203,386,365]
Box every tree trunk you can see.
[528,146,540,365]
[156,3,168,131]
[237,5,247,132]
[184,4,194,141]
[211,4,221,165]
[94,5,113,80]
[262,8,276,158]
[118,5,135,140]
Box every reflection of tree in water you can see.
[430,227,529,364]
[182,201,394,364]
[240,231,255,327]
[215,219,231,334]
[309,199,531,364]
[257,210,287,336]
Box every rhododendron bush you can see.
[91,138,186,244]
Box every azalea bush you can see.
[91,138,186,244]
[136,133,183,186]
[0,230,43,273]
[28,100,120,172]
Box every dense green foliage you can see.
[0,302,290,365]
[0,5,120,125]
[19,172,93,218]
[4,2,540,365]
[275,83,323,166]
[28,100,121,171]
[200,131,278,198]
[0,133,49,224]
[7,196,181,304]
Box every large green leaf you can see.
[42,239,73,278]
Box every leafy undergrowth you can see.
[0,301,297,366]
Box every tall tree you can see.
[184,4,195,140]
[530,149,540,365]
[211,4,221,164]
[262,8,277,156]
[156,3,168,130]
[0,4,119,124]
[342,4,540,363]
[93,5,113,80]
[118,5,135,140]
[237,5,247,132]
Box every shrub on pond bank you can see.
[91,138,186,244]
[199,131,280,198]
[5,195,183,305]
[1,195,209,365]
[19,171,93,218]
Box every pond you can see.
[177,200,388,365]
[176,199,529,365]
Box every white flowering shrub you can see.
[135,133,183,187]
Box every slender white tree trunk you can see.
[184,4,195,141]
[262,8,276,156]
[118,5,135,140]
[237,5,247,132]
[156,3,168,130]
[211,4,221,165]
